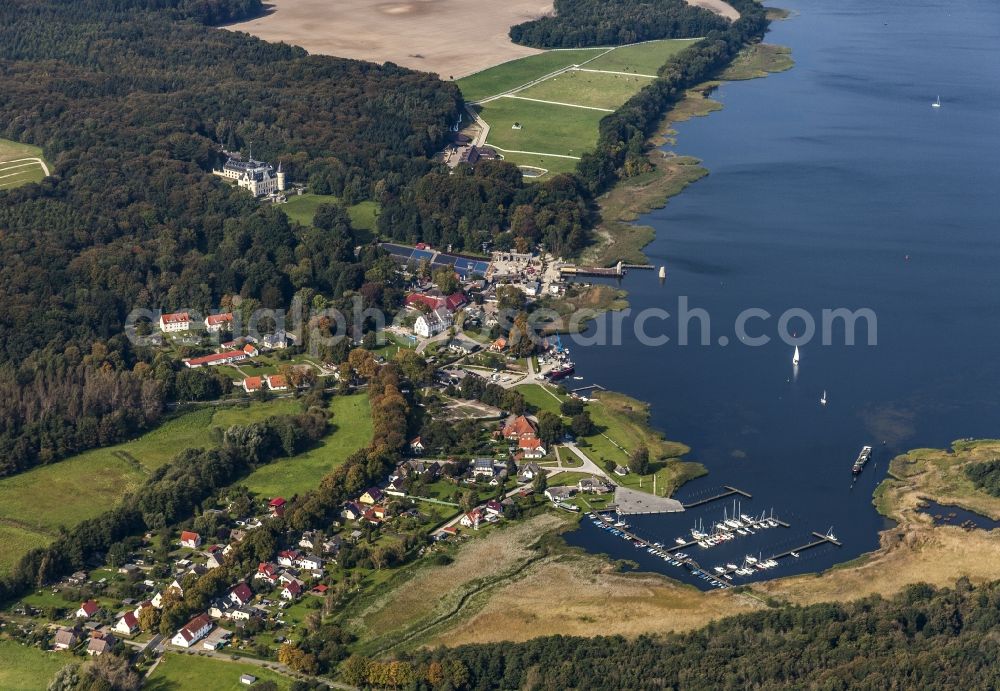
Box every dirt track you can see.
[227,0,553,78]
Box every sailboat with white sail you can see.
[932,95,941,108]
[792,346,800,366]
[820,389,827,406]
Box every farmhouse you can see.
[204,312,234,332]
[213,155,286,198]
[159,312,191,332]
[171,613,213,648]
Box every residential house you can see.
[413,307,452,338]
[544,486,575,502]
[76,600,101,619]
[261,331,289,350]
[277,550,300,568]
[171,613,213,648]
[321,536,342,555]
[489,337,507,352]
[229,583,254,608]
[281,579,303,601]
[204,313,234,333]
[268,497,286,517]
[517,462,543,483]
[298,531,318,550]
[484,500,504,518]
[296,554,323,572]
[54,628,78,651]
[472,458,496,479]
[385,477,406,496]
[159,312,190,332]
[518,437,547,459]
[489,468,509,487]
[255,563,279,586]
[243,343,259,357]
[460,509,484,530]
[205,552,224,570]
[114,612,140,636]
[87,632,116,656]
[409,436,425,455]
[359,487,384,505]
[265,374,289,391]
[577,477,612,494]
[447,336,478,355]
[151,592,165,609]
[180,531,202,549]
[613,465,630,477]
[242,376,263,393]
[342,501,364,521]
[310,584,329,597]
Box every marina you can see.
[681,486,753,509]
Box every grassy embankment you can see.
[0,394,369,576]
[517,383,702,495]
[583,41,794,266]
[0,138,50,190]
[457,40,700,178]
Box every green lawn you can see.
[0,641,71,691]
[517,70,654,110]
[0,138,49,190]
[456,48,610,102]
[280,193,379,235]
[146,652,295,691]
[476,98,603,157]
[585,38,701,75]
[244,393,372,497]
[0,399,302,574]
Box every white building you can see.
[204,313,233,333]
[159,312,191,332]
[414,307,452,338]
[213,156,286,197]
[171,613,213,648]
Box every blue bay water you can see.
[563,0,1000,587]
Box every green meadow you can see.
[280,192,379,237]
[0,137,50,190]
[474,98,603,157]
[0,395,368,575]
[0,641,71,691]
[456,48,609,102]
[146,652,295,691]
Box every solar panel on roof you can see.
[411,249,435,262]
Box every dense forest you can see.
[965,459,1000,497]
[510,0,730,48]
[346,579,1000,689]
[0,0,456,474]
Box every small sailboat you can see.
[932,95,941,108]
[820,389,827,406]
[792,346,800,366]
[790,551,800,558]
[658,266,666,279]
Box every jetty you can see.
[570,383,606,395]
[681,486,753,509]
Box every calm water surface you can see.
[564,0,1000,586]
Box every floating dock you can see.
[681,486,753,509]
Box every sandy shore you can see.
[226,0,553,78]
[688,0,740,21]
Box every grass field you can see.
[243,393,371,497]
[279,193,379,236]
[585,38,701,75]
[474,98,603,158]
[517,70,654,110]
[0,138,50,190]
[457,48,609,102]
[0,399,302,575]
[463,39,701,179]
[0,641,70,691]
[146,652,294,691]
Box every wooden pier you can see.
[570,383,606,394]
[681,486,753,509]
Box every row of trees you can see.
[509,0,729,48]
[358,579,1000,689]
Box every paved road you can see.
[557,443,613,481]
